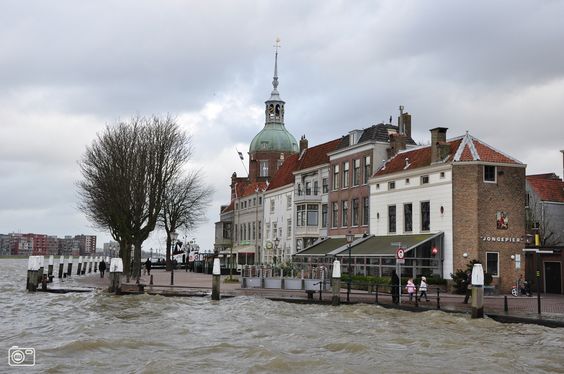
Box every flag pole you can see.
[236,148,248,175]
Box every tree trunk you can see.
[133,241,142,281]
[165,236,172,271]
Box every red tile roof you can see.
[267,153,299,190]
[375,133,521,177]
[235,181,268,198]
[527,175,564,202]
[221,200,234,214]
[266,138,342,191]
[296,138,341,171]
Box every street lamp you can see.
[274,237,280,266]
[169,231,178,285]
[346,231,354,303]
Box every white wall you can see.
[263,184,294,263]
[370,166,454,277]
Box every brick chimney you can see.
[398,108,412,139]
[430,127,449,163]
[388,132,407,158]
[299,135,308,154]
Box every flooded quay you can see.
[1,259,563,373]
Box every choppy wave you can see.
[1,258,562,373]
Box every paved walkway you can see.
[73,269,564,327]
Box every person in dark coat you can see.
[463,271,472,304]
[145,258,152,276]
[391,270,400,304]
[99,259,107,278]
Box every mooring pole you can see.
[212,258,221,301]
[47,255,54,282]
[471,263,485,319]
[331,260,341,306]
[58,255,65,279]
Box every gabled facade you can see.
[293,137,342,251]
[329,112,416,239]
[371,128,526,292]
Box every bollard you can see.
[375,284,379,304]
[109,258,123,293]
[47,255,54,281]
[28,256,41,292]
[331,260,341,306]
[81,256,87,275]
[150,274,153,285]
[58,255,65,278]
[88,256,93,273]
[37,256,44,287]
[94,256,98,272]
[77,256,83,276]
[471,263,485,318]
[27,256,36,291]
[212,258,221,301]
[504,295,508,312]
[437,288,441,310]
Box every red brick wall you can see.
[453,164,526,293]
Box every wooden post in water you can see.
[77,256,83,276]
[88,256,93,273]
[27,256,34,291]
[28,256,41,292]
[109,258,123,294]
[212,258,221,301]
[66,256,73,277]
[471,263,485,319]
[331,260,341,306]
[47,255,54,282]
[37,256,44,288]
[58,255,65,278]
[94,256,98,273]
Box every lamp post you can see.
[169,231,178,285]
[346,231,354,303]
[274,237,280,267]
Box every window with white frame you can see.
[363,156,371,184]
[265,223,270,239]
[343,161,350,188]
[421,175,429,184]
[486,252,499,276]
[287,219,292,238]
[296,205,305,227]
[484,165,496,183]
[342,200,349,227]
[333,164,340,190]
[322,204,328,228]
[404,203,413,232]
[287,195,292,209]
[259,160,269,177]
[307,204,318,226]
[352,198,359,226]
[272,222,277,239]
[270,199,275,213]
[353,159,361,186]
[388,181,395,190]
[362,197,369,226]
[332,202,339,227]
[322,178,328,193]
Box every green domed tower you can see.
[248,42,298,181]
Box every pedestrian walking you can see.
[463,271,472,304]
[391,270,400,304]
[406,278,416,302]
[99,259,107,278]
[145,258,152,276]
[419,276,429,302]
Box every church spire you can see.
[265,37,285,124]
[270,37,281,99]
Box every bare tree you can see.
[526,191,558,246]
[78,115,191,278]
[161,170,213,270]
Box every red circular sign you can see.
[396,248,405,259]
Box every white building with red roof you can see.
[369,128,526,293]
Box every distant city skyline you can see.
[1,1,563,254]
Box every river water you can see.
[1,259,563,373]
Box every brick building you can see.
[369,128,526,292]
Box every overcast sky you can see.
[1,1,563,254]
